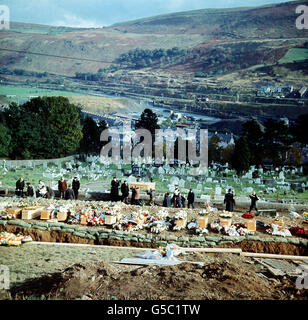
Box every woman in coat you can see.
[224,189,235,212]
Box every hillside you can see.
[0,1,307,78]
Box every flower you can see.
[219,212,233,219]
[198,209,209,216]
[242,212,255,219]
[173,210,187,220]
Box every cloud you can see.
[52,14,104,28]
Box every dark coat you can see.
[249,194,259,208]
[72,179,80,191]
[26,185,35,197]
[224,192,235,212]
[187,191,195,203]
[121,183,129,197]
[16,179,25,190]
[163,195,172,207]
[111,180,119,196]
[65,188,75,200]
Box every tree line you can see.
[209,115,308,175]
[0,96,107,159]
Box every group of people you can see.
[224,188,259,215]
[15,176,80,200]
[110,177,151,206]
[15,176,260,213]
[162,187,195,208]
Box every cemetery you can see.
[1,155,308,301]
[1,156,307,205]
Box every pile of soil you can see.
[10,253,308,300]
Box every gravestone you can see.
[170,176,179,185]
[184,180,190,189]
[215,186,222,195]
[179,179,185,188]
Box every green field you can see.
[0,85,88,104]
[278,48,308,64]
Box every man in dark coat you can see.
[121,180,129,204]
[224,189,235,212]
[26,182,35,197]
[249,191,259,215]
[72,177,80,200]
[65,185,75,200]
[163,193,171,207]
[15,177,25,197]
[187,189,195,209]
[110,177,120,202]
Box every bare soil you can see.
[8,253,308,300]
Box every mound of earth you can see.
[10,253,308,300]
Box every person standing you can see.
[37,180,47,198]
[187,189,195,209]
[249,191,259,215]
[147,188,155,206]
[110,177,120,202]
[131,186,140,205]
[175,193,183,208]
[163,192,171,208]
[224,188,235,212]
[58,177,67,199]
[121,180,129,204]
[72,177,80,200]
[15,177,25,198]
[26,182,36,198]
[65,184,75,200]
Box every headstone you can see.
[215,186,222,195]
[206,178,212,183]
[170,176,179,185]
[179,179,185,188]
[184,181,190,189]
[158,167,165,175]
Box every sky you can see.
[2,0,293,27]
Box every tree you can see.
[263,119,291,166]
[231,137,251,176]
[79,116,101,155]
[2,96,83,159]
[135,108,160,135]
[221,144,234,164]
[0,123,11,157]
[241,119,264,165]
[208,134,221,163]
[290,113,308,147]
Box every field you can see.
[1,162,308,201]
[0,85,143,114]
[278,48,308,64]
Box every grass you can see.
[0,85,144,113]
[0,243,137,287]
[0,85,88,104]
[278,48,308,64]
[1,161,307,201]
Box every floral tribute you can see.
[289,226,308,238]
[242,211,255,219]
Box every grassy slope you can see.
[0,1,307,77]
